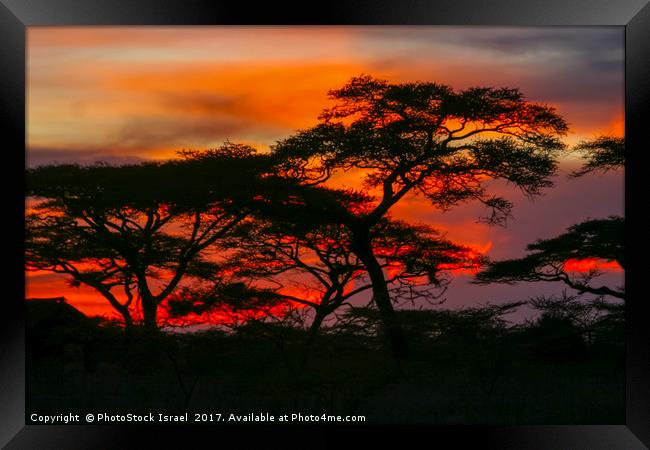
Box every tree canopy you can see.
[474,217,624,300]
[274,75,568,225]
[26,144,282,329]
[570,136,624,177]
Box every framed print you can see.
[2,0,649,448]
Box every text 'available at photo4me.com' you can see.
[29,412,367,424]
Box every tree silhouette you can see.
[570,136,624,177]
[164,187,482,337]
[527,292,624,344]
[164,280,287,326]
[222,215,481,334]
[272,75,568,357]
[474,217,624,299]
[26,144,278,330]
[475,136,624,301]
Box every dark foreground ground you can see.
[26,308,624,425]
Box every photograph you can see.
[23,25,628,427]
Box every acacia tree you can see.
[272,75,568,357]
[164,186,481,337]
[475,136,625,300]
[218,216,481,336]
[474,217,624,299]
[570,135,624,177]
[26,144,278,330]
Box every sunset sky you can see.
[26,26,624,320]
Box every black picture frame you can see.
[2,1,648,448]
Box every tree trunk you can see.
[308,309,327,336]
[351,232,409,359]
[298,308,328,371]
[117,306,133,329]
[141,295,158,332]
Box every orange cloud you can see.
[28,26,623,164]
[563,258,623,272]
